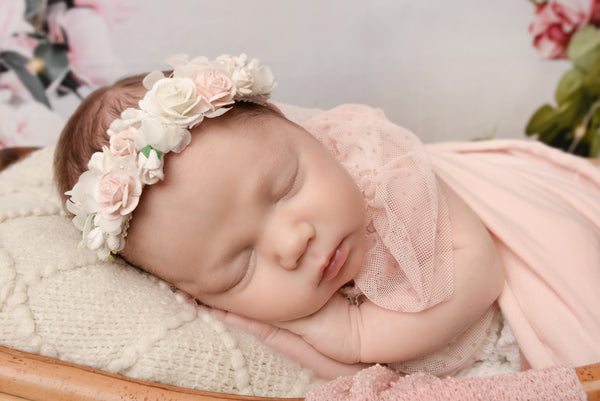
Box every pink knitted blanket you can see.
[306,364,587,401]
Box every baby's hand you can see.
[274,293,362,364]
[202,304,367,380]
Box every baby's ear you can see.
[265,102,285,116]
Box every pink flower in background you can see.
[73,0,140,26]
[530,0,600,58]
[0,0,134,150]
[51,7,125,86]
[0,70,34,103]
[0,102,65,147]
[0,0,32,40]
[0,33,37,103]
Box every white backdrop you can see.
[90,1,569,142]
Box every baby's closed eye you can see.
[274,158,301,202]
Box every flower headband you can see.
[65,54,276,259]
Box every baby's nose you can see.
[274,221,315,270]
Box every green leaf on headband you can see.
[568,26,600,71]
[140,145,163,159]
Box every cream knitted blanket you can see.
[0,147,321,397]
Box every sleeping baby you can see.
[53,54,600,380]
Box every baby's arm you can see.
[207,306,369,380]
[277,178,504,364]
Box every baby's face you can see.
[130,113,367,322]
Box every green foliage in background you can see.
[526,26,600,157]
[0,0,82,109]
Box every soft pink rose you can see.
[0,1,37,103]
[49,7,125,86]
[530,0,600,59]
[109,126,139,156]
[0,102,65,148]
[94,171,142,217]
[0,70,34,103]
[194,70,236,109]
[0,0,32,40]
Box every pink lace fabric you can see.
[306,364,587,401]
[301,105,496,375]
[302,104,454,312]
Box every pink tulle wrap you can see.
[302,104,600,376]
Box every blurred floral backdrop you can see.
[3,0,600,155]
[0,0,137,148]
[527,0,600,156]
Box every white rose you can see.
[138,149,164,185]
[230,55,275,98]
[107,108,146,135]
[84,226,105,251]
[106,234,124,253]
[66,170,101,218]
[139,77,211,126]
[214,54,237,75]
[138,118,192,154]
[250,62,275,95]
[87,148,115,175]
[231,68,253,96]
[95,214,125,236]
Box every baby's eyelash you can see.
[280,164,301,201]
[241,249,256,283]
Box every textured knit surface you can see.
[0,147,320,397]
[306,364,587,401]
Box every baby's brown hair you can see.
[53,73,148,205]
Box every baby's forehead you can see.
[164,114,293,186]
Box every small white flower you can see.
[87,148,115,175]
[138,118,191,153]
[139,77,210,126]
[231,67,254,96]
[138,148,164,185]
[250,62,275,96]
[108,108,147,136]
[229,54,275,99]
[66,170,100,215]
[96,246,112,260]
[95,213,125,236]
[85,226,106,250]
[106,234,124,253]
